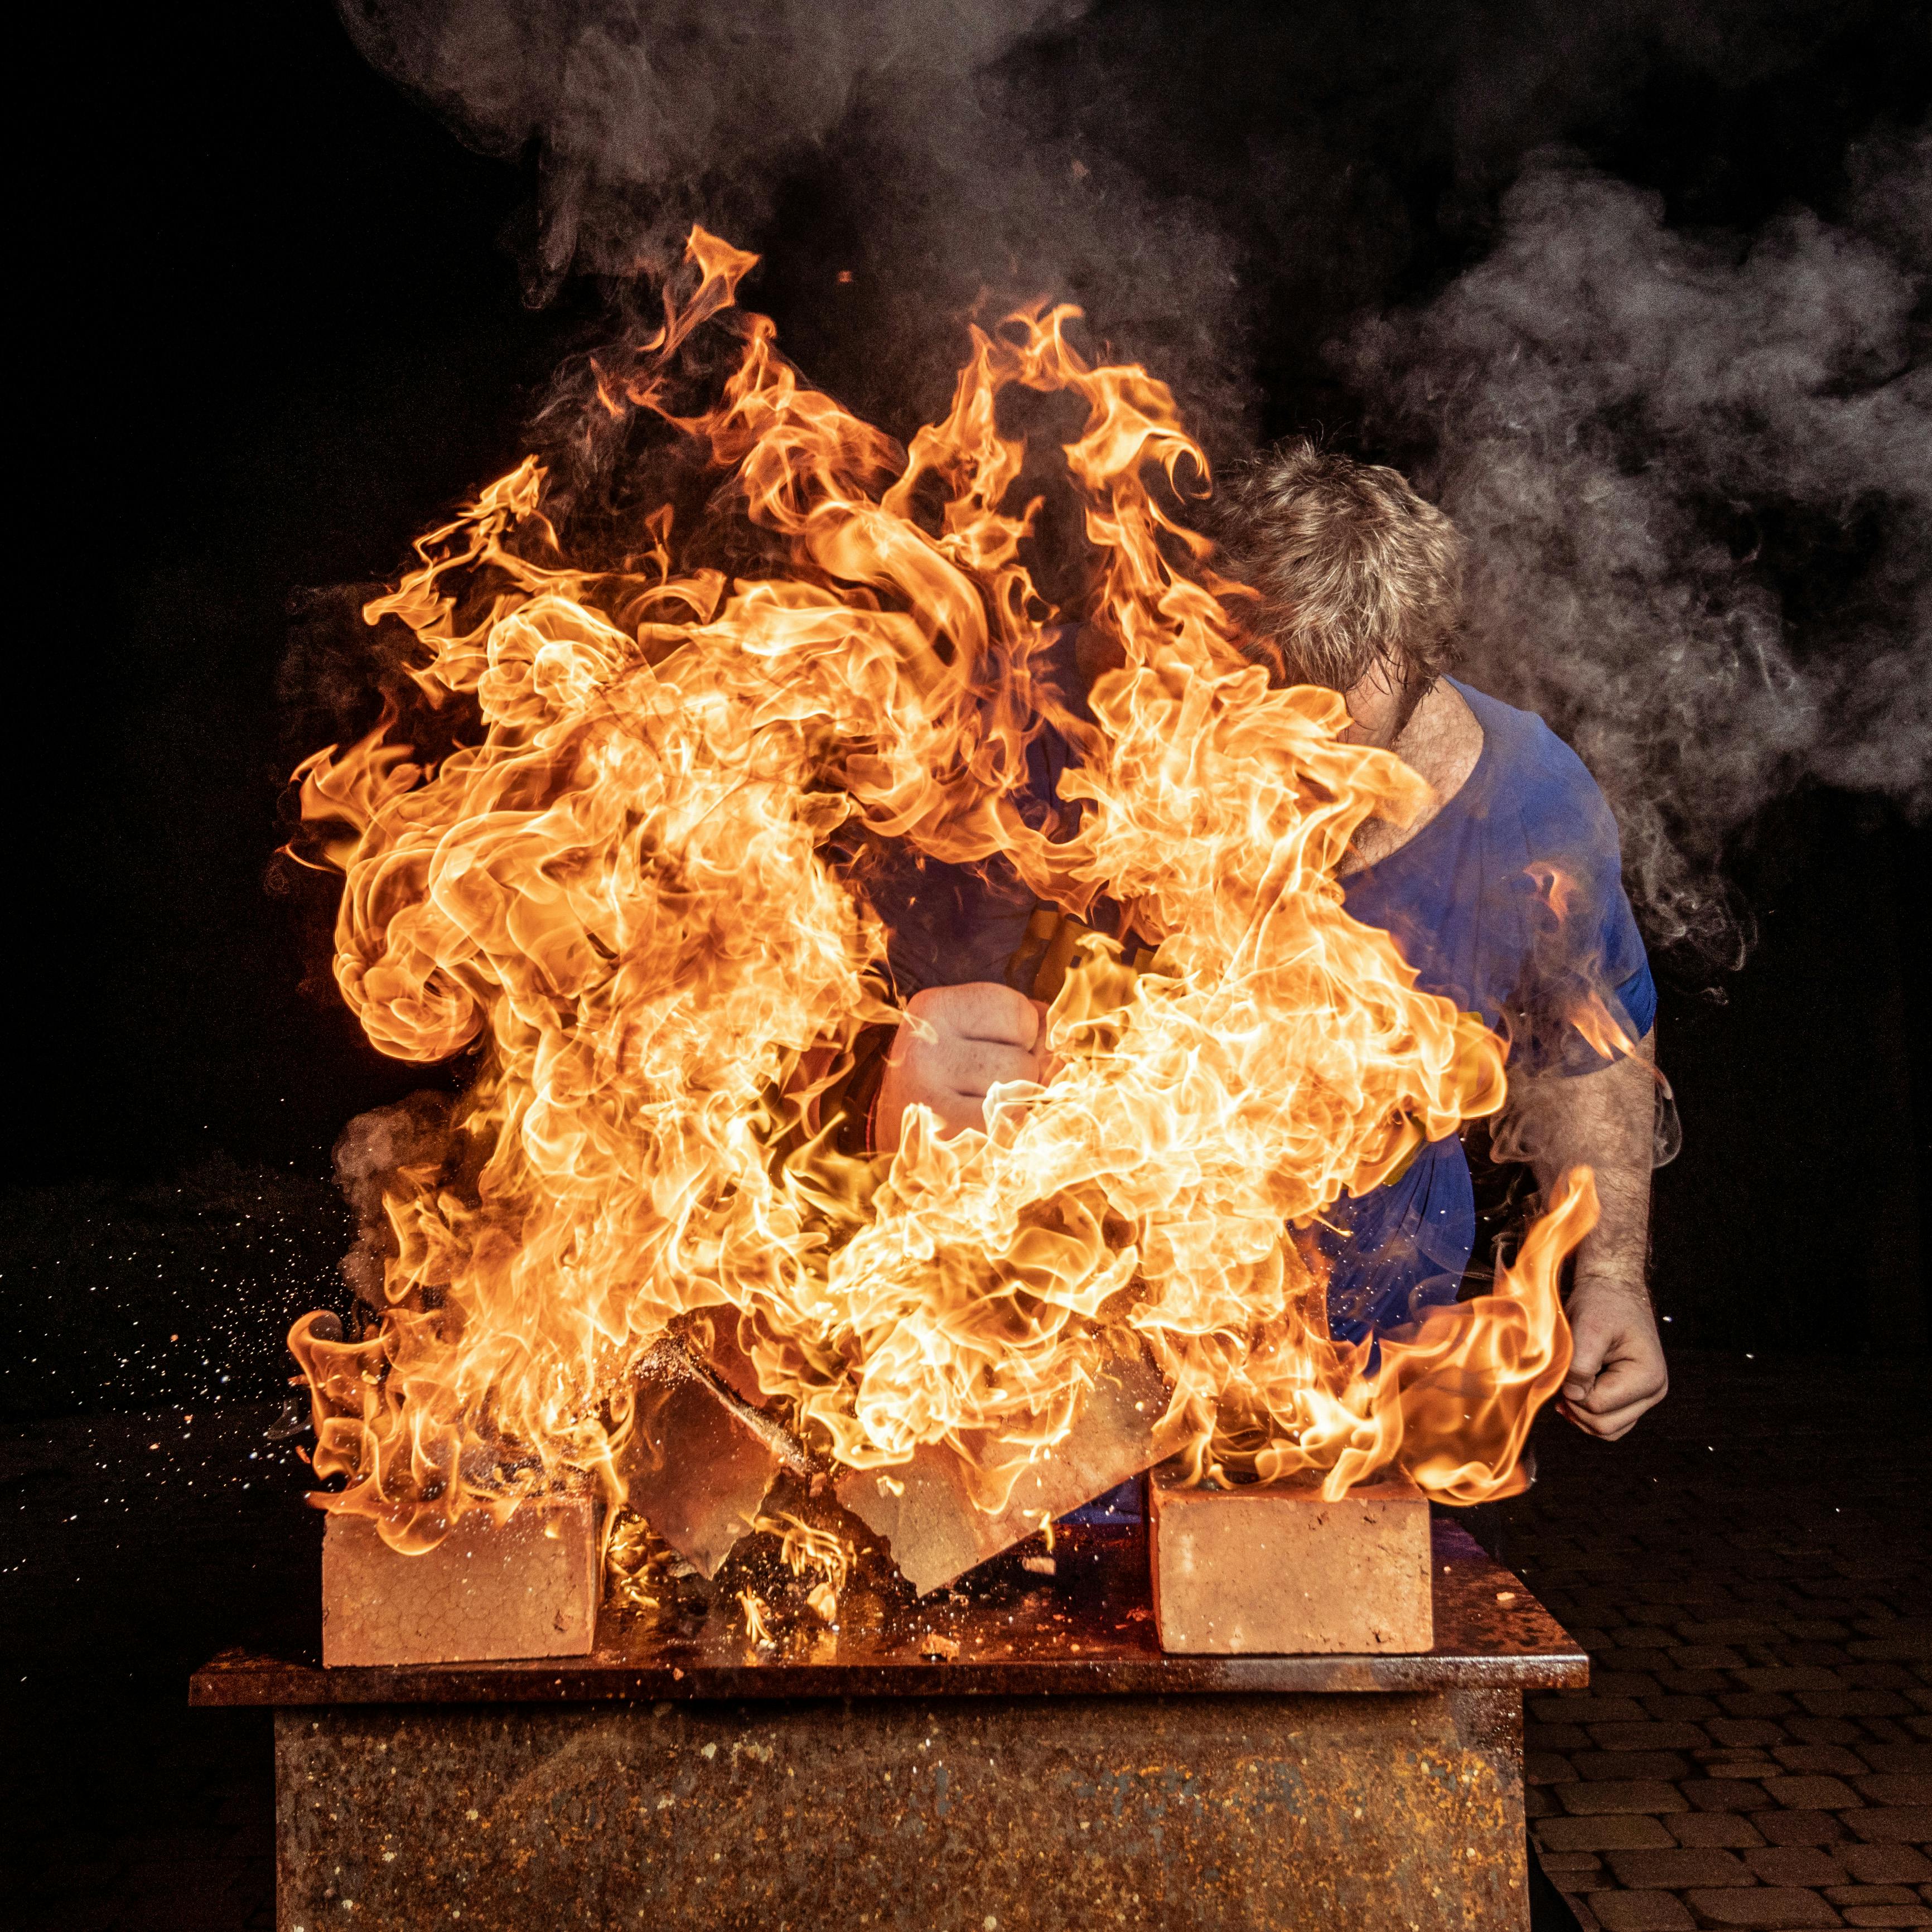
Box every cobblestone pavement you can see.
[3,1354,1923,1929]
[3,1402,309,1931]
[1497,1356,1931,1931]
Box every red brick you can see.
[1605,1847,1754,1887]
[1683,1886,1845,1926]
[1846,1667,1926,1693]
[1699,1752,1784,1777]
[1529,1752,1580,1785]
[1828,1888,1929,1909]
[321,1495,597,1668]
[1595,1668,1669,1693]
[1655,1669,1736,1694]
[1530,1721,1594,1751]
[1577,1752,1694,1781]
[1857,1780,1932,1808]
[1792,1718,1867,1747]
[1764,1775,1867,1809]
[1537,1849,1606,1882]
[1678,1646,1751,1670]
[1556,1780,1690,1815]
[669,1308,767,1406]
[841,1346,1167,1597]
[1536,1814,1682,1851]
[1591,1723,1712,1752]
[1858,1722,1919,1750]
[1805,1692,1915,1719]
[1672,1813,1768,1848]
[1591,1892,1697,1931]
[1839,1909,1932,1927]
[1847,1810,1932,1844]
[1726,1693,1801,1717]
[1148,1467,1431,1654]
[1842,1848,1932,1885]
[1745,1846,1854,1886]
[1537,1696,1653,1725]
[616,1337,808,1580]
[1687,1779,1773,1812]
[1647,1695,1724,1720]
[1740,1668,1851,1693]
[1788,1644,1859,1668]
[1783,1746,1886,1776]
[1755,1809,1854,1845]
[1859,1749,1932,1777]
[1712,1720,1793,1749]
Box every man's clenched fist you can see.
[1557,1277,1670,1441]
[875,982,1045,1152]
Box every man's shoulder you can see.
[1448,679,1621,861]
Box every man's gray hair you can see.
[1211,438,1465,693]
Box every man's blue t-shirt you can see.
[1322,678,1655,1341]
[864,669,1655,1340]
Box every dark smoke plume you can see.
[1346,134,1931,962]
[331,0,1929,969]
[335,0,1250,436]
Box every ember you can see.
[287,227,1593,1609]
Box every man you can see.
[870,439,1669,1443]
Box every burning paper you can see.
[288,228,1593,1561]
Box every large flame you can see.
[290,229,1591,1552]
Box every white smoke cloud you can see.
[1346,134,1931,959]
[328,2,1929,966]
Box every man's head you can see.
[1212,438,1465,745]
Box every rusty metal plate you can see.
[276,1684,1529,1931]
[197,1520,1585,1707]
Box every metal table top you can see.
[192,1517,1586,1706]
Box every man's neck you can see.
[1341,678,1484,873]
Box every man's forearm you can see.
[1528,1027,1656,1291]
[1516,1025,1668,1438]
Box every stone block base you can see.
[320,1496,598,1668]
[1149,1469,1433,1654]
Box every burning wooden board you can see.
[1148,1466,1433,1654]
[835,1348,1170,1595]
[614,1336,810,1581]
[322,1495,598,1668]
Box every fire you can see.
[289,228,1593,1556]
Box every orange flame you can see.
[290,228,1589,1553]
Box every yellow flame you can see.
[290,227,1585,1554]
[755,1513,853,1593]
[738,1588,774,1647]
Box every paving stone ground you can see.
[3,1353,1924,1928]
[1493,1355,1931,1931]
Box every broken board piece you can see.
[1148,1467,1433,1655]
[321,1495,598,1669]
[835,1350,1170,1596]
[615,1337,809,1581]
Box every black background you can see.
[6,0,1928,1434]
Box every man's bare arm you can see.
[1522,1027,1669,1441]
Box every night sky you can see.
[8,0,1928,1432]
